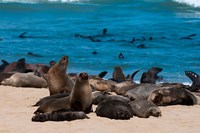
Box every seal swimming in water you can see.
[95,98,133,120]
[140,67,163,84]
[43,56,74,95]
[34,72,92,114]
[129,100,161,118]
[148,88,200,106]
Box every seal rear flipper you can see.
[98,71,107,78]
[185,71,200,91]
[185,89,200,105]
[32,111,89,122]
[126,69,140,81]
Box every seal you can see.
[32,110,89,122]
[70,72,92,113]
[129,100,161,118]
[44,56,74,95]
[95,98,133,120]
[34,72,92,114]
[185,71,200,92]
[140,67,163,84]
[111,66,126,82]
[0,72,14,83]
[1,73,47,88]
[148,88,200,106]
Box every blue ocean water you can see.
[0,0,200,83]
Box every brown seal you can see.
[44,56,74,95]
[34,72,92,114]
[112,66,126,82]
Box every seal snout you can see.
[80,72,88,80]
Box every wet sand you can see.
[0,85,200,133]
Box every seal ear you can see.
[98,71,108,78]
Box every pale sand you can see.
[0,85,200,133]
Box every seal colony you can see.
[0,56,200,122]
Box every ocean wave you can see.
[0,0,88,4]
[173,0,200,8]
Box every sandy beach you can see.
[0,85,199,133]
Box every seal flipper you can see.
[185,71,200,91]
[18,32,27,38]
[98,71,107,78]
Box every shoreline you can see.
[0,85,200,133]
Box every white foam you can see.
[173,0,200,8]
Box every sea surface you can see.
[0,0,200,83]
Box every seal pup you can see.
[148,88,200,106]
[44,56,74,95]
[129,100,161,118]
[32,111,89,122]
[185,71,200,92]
[34,72,92,114]
[70,72,92,113]
[1,73,47,88]
[95,98,133,120]
[140,67,163,84]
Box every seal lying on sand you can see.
[1,73,47,88]
[32,111,89,122]
[148,88,200,106]
[95,98,133,120]
[129,100,161,118]
[43,56,74,95]
[34,72,92,114]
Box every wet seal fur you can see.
[185,71,200,92]
[129,100,161,118]
[95,98,133,120]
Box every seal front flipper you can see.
[18,32,27,38]
[98,71,107,78]
[185,71,200,91]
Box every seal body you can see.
[129,100,161,118]
[95,99,133,120]
[46,56,74,95]
[70,72,92,113]
[1,73,47,88]
[112,66,126,82]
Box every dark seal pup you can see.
[95,98,133,120]
[32,111,89,122]
[44,56,74,95]
[129,100,161,118]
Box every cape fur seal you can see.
[1,73,47,88]
[95,98,133,120]
[129,100,161,118]
[44,56,74,95]
[70,72,92,113]
[32,111,89,122]
[111,66,126,82]
[140,67,163,84]
[0,60,9,72]
[34,72,92,114]
[148,88,200,106]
